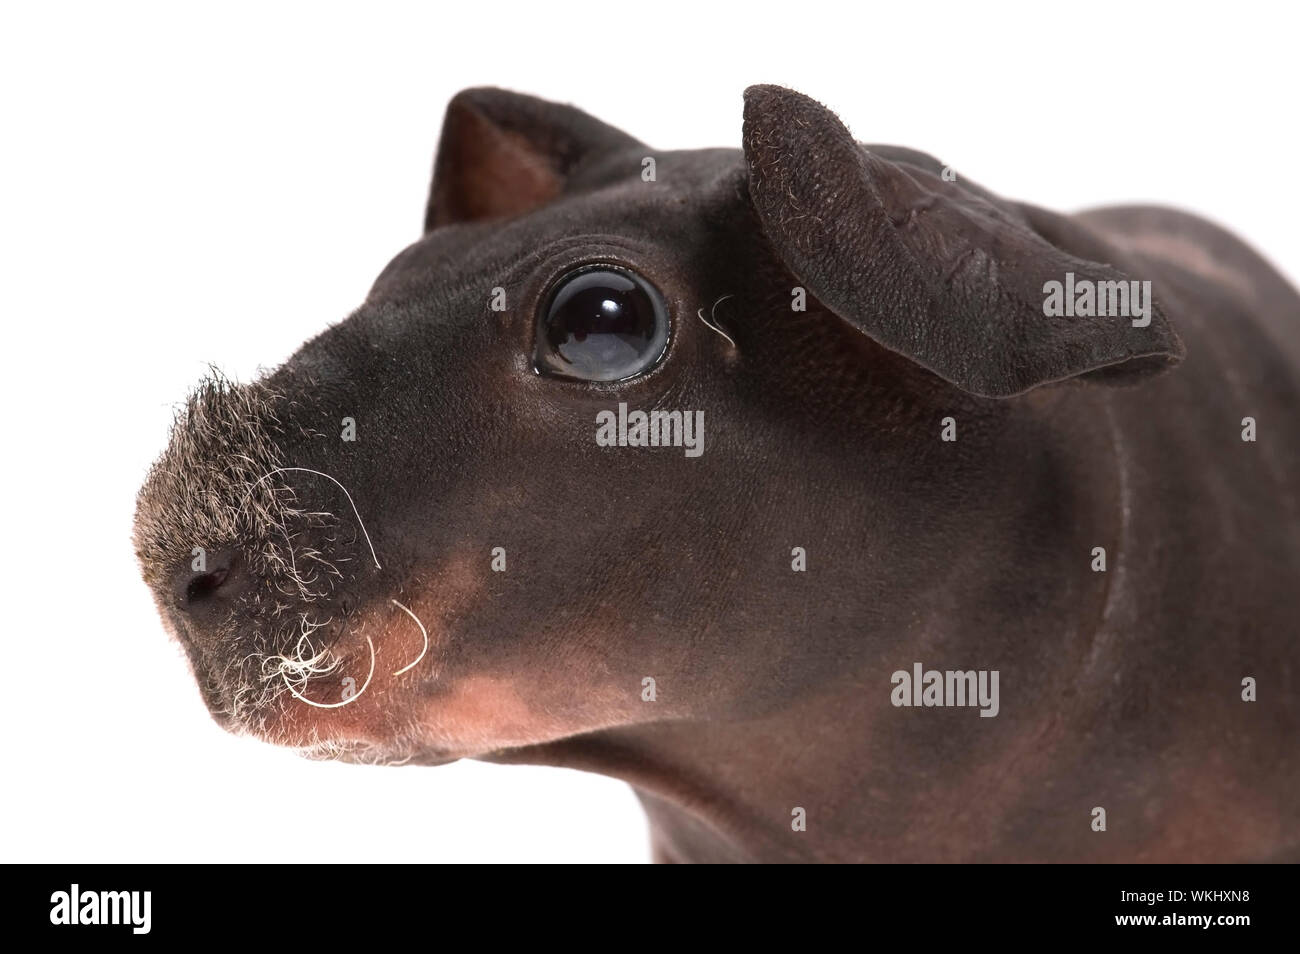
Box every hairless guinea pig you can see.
[134,85,1300,863]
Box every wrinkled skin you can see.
[135,86,1300,862]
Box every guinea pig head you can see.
[133,85,1182,766]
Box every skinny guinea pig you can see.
[134,85,1300,863]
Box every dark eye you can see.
[534,266,669,381]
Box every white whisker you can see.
[698,294,737,348]
[240,467,382,569]
[283,634,376,709]
[389,599,429,676]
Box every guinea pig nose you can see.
[176,548,241,608]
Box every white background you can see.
[1,1,1295,863]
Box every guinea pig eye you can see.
[534,266,669,381]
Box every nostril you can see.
[186,567,229,603]
[177,549,241,608]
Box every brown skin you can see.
[134,86,1300,862]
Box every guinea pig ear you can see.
[424,87,643,232]
[741,85,1184,398]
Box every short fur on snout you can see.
[136,85,1300,862]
